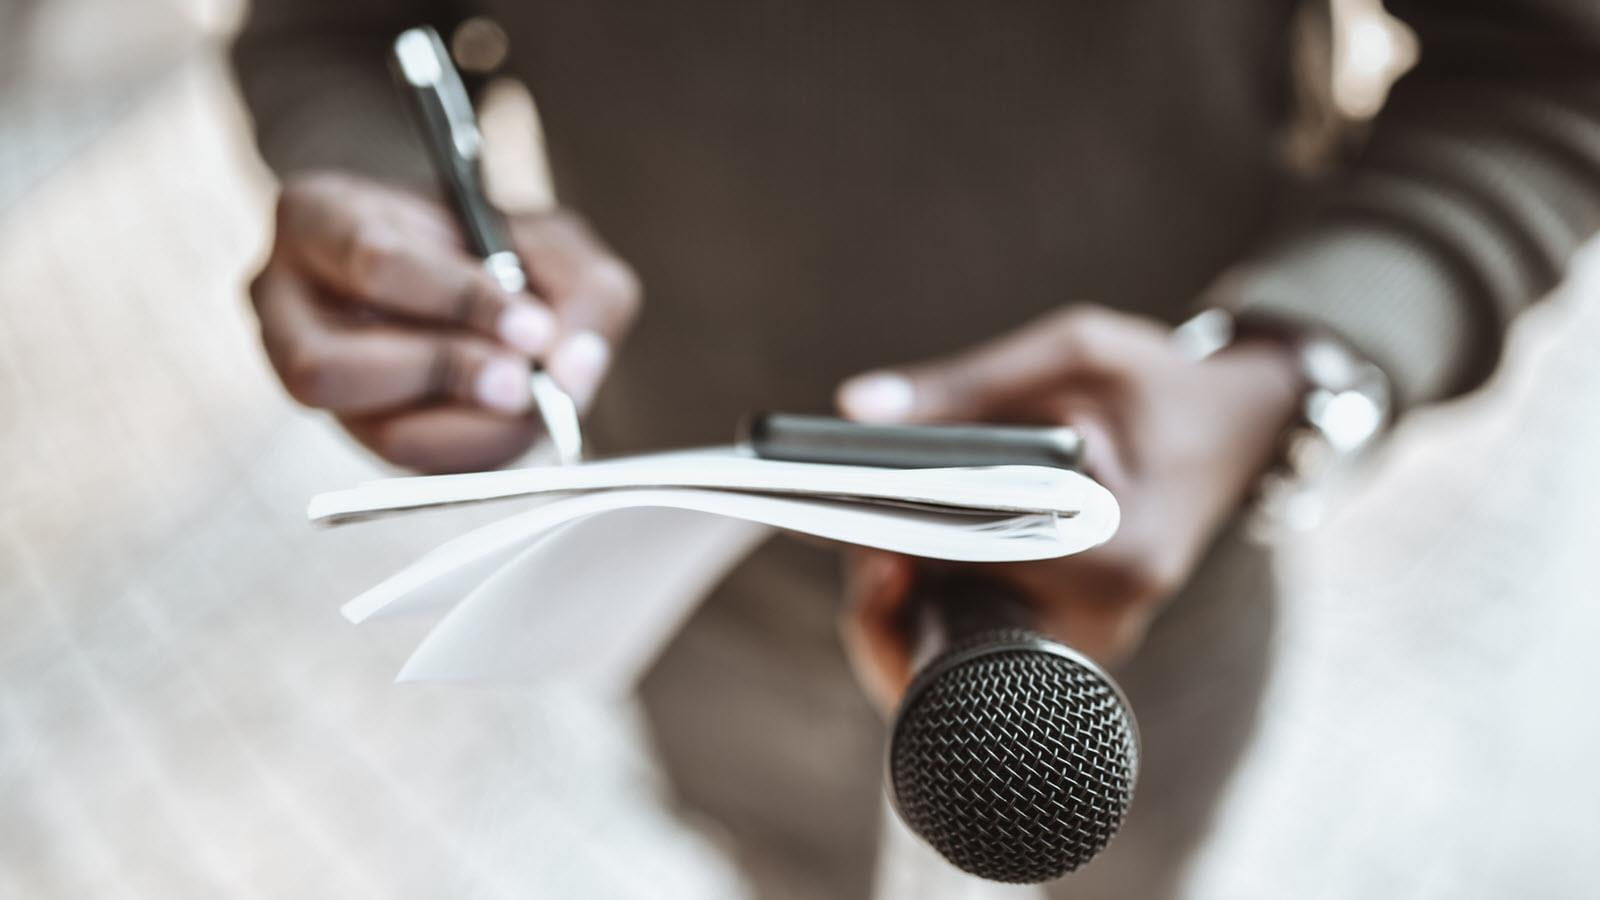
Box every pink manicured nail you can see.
[547,331,611,408]
[839,372,915,423]
[475,357,533,413]
[497,304,556,356]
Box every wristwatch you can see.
[1172,308,1395,535]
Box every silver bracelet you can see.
[1173,308,1394,536]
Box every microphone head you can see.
[888,630,1140,883]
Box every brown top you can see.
[233,0,1600,452]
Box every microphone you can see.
[735,411,1135,878]
[888,570,1140,883]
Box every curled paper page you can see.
[317,459,1120,687]
[308,447,1100,524]
[341,487,1112,624]
[394,508,771,689]
[384,490,1116,689]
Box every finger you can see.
[340,406,544,474]
[510,211,641,405]
[511,210,642,341]
[290,172,466,248]
[278,177,557,355]
[1009,558,1161,669]
[374,188,464,250]
[996,508,1181,669]
[838,550,918,715]
[835,306,1151,424]
[253,266,536,416]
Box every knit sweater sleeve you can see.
[230,0,477,189]
[1218,0,1600,409]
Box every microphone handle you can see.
[905,569,1037,676]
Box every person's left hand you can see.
[834,305,1303,712]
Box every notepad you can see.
[311,447,1119,689]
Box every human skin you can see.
[247,177,1300,693]
[248,172,640,473]
[833,305,1304,710]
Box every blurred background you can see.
[2,0,1597,897]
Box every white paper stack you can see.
[310,447,1119,691]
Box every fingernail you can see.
[839,372,915,423]
[547,331,611,408]
[497,304,556,356]
[475,357,533,413]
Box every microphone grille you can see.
[889,631,1139,883]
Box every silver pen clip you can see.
[391,26,584,465]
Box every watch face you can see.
[1306,386,1388,453]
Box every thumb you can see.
[835,307,1110,424]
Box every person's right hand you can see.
[249,172,641,472]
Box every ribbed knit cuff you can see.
[1205,223,1493,411]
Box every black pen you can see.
[390,26,583,464]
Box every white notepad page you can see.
[311,449,1120,687]
[308,446,1103,523]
